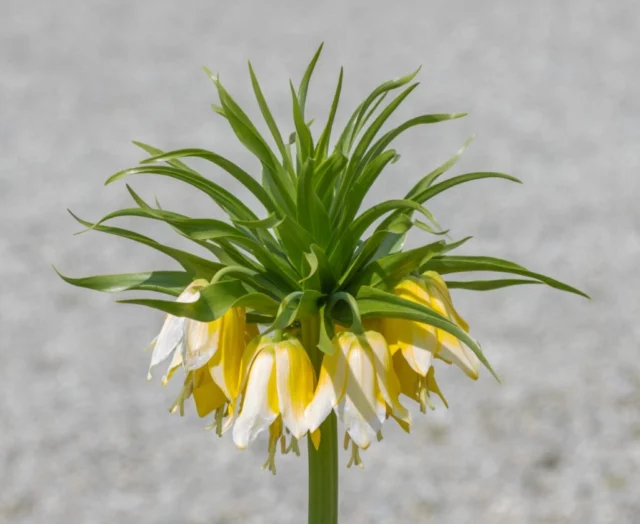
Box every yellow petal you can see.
[380,316,436,375]
[305,332,351,433]
[274,338,316,439]
[423,271,469,331]
[426,366,448,408]
[208,308,247,400]
[233,347,279,448]
[192,366,227,418]
[310,428,321,450]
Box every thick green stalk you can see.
[302,315,339,524]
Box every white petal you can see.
[438,339,480,379]
[336,342,384,450]
[147,282,203,379]
[305,333,351,433]
[366,332,411,425]
[184,319,219,371]
[148,315,186,379]
[232,349,278,449]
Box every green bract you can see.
[58,44,587,378]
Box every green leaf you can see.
[231,213,283,229]
[406,135,475,199]
[423,255,589,298]
[446,279,543,291]
[337,66,421,154]
[301,244,338,293]
[356,286,498,380]
[361,113,468,169]
[54,268,193,296]
[106,165,260,223]
[347,237,471,293]
[317,304,336,355]
[266,290,324,332]
[204,69,296,214]
[248,63,295,177]
[315,67,343,160]
[340,199,440,249]
[412,172,522,204]
[338,149,397,230]
[298,43,324,119]
[315,152,348,208]
[332,84,420,219]
[93,206,247,242]
[120,279,280,321]
[131,141,200,175]
[275,217,316,274]
[69,211,223,279]
[296,158,331,246]
[139,148,278,214]
[290,80,313,164]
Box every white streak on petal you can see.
[233,349,278,449]
[148,315,186,379]
[337,342,382,450]
[184,319,219,371]
[147,282,203,379]
[367,331,411,425]
[305,334,351,433]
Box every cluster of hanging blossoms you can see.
[59,45,586,472]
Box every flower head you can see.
[59,44,587,483]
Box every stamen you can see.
[346,440,364,469]
[262,419,282,475]
[215,406,225,437]
[376,430,384,442]
[285,437,300,456]
[168,379,193,416]
[418,375,427,414]
[343,432,351,451]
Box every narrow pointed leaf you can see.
[445,279,543,291]
[54,268,193,296]
[298,43,324,118]
[139,148,277,213]
[423,256,589,298]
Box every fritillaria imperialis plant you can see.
[58,45,587,524]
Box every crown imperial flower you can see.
[58,44,587,523]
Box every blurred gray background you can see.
[1,1,639,523]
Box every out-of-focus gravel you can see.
[1,1,639,522]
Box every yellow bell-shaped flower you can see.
[148,279,257,429]
[233,334,319,473]
[380,271,480,380]
[306,330,410,467]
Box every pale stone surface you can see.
[1,1,639,522]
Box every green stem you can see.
[302,315,339,524]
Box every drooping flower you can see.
[148,279,258,431]
[380,272,480,380]
[233,334,320,473]
[392,351,448,413]
[306,330,410,468]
